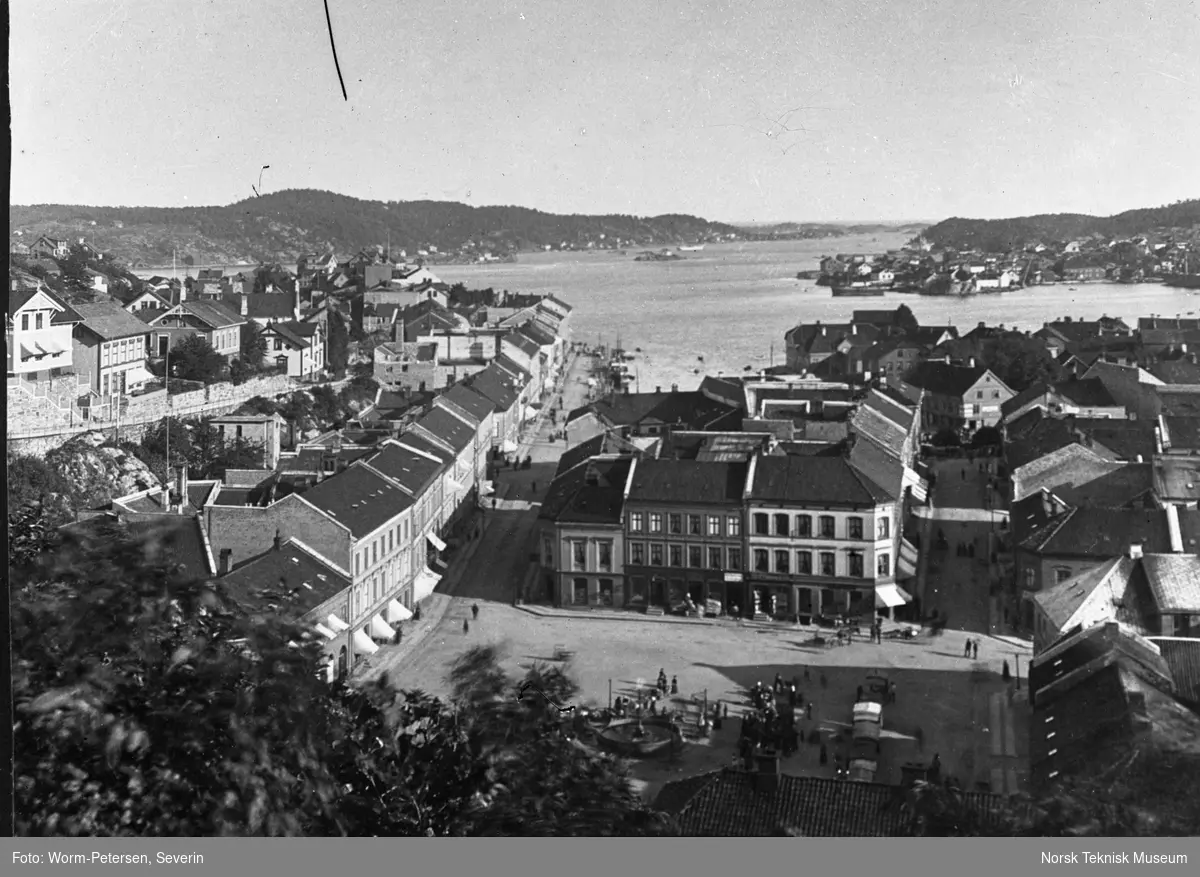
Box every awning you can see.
[479,480,495,497]
[445,477,466,493]
[500,440,518,454]
[352,629,379,655]
[39,339,65,354]
[314,622,338,640]
[20,344,41,360]
[414,565,442,591]
[326,613,350,632]
[370,614,396,641]
[124,365,157,386]
[523,406,540,421]
[386,599,412,624]
[427,532,447,552]
[897,539,920,579]
[875,583,912,609]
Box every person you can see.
[463,619,470,635]
[856,684,863,702]
[819,742,828,766]
[471,603,480,620]
[964,638,972,658]
[774,673,783,694]
[670,676,679,695]
[961,469,966,481]
[972,640,979,660]
[414,604,422,622]
[889,681,897,704]
[806,702,813,720]
[788,684,797,708]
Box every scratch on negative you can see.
[323,0,348,101]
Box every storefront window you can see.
[598,578,614,606]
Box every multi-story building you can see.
[623,458,750,614]
[71,301,156,398]
[896,357,1015,434]
[433,383,496,486]
[7,286,81,381]
[743,454,905,620]
[462,360,524,453]
[540,456,634,608]
[142,299,246,361]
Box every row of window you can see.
[354,519,412,576]
[625,542,892,578]
[628,511,740,538]
[101,336,145,368]
[751,512,888,541]
[569,539,614,573]
[18,311,48,331]
[629,542,742,571]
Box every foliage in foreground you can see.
[12,526,672,836]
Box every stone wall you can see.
[7,373,297,457]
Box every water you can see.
[435,234,1198,393]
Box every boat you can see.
[677,244,705,252]
[1163,254,1200,289]
[920,274,975,297]
[831,283,885,297]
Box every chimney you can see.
[968,356,976,368]
[754,750,780,794]
[176,464,189,511]
[294,285,301,320]
[671,383,679,392]
[1128,542,1143,559]
[656,386,662,393]
[273,529,283,552]
[239,294,249,317]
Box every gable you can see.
[13,288,66,317]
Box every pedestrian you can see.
[804,665,811,682]
[961,469,966,481]
[806,702,813,720]
[889,682,897,704]
[471,603,480,620]
[1002,660,1012,682]
[819,743,828,766]
[670,676,678,695]
[964,638,972,658]
[972,640,979,660]
[856,684,863,702]
[819,673,827,689]
[414,604,422,622]
[774,673,783,694]
[968,543,976,558]
[463,619,470,635]
[723,704,729,720]
[788,684,797,707]
[531,481,537,493]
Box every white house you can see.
[7,286,81,379]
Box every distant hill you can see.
[9,190,743,266]
[734,221,925,239]
[918,199,1200,252]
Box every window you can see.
[877,517,890,539]
[668,513,682,535]
[650,544,664,566]
[355,553,361,576]
[630,511,644,532]
[754,513,769,535]
[689,515,702,535]
[543,536,554,566]
[727,515,741,537]
[728,547,742,570]
[688,545,703,567]
[21,314,28,331]
[774,550,790,574]
[598,541,613,572]
[774,514,789,536]
[797,550,812,574]
[877,553,890,576]
[708,515,721,536]
[388,531,394,552]
[973,404,981,415]
[572,540,586,571]
[848,517,864,539]
[598,578,614,607]
[573,577,588,605]
[992,390,1001,399]
[796,514,812,537]
[669,545,683,567]
[976,391,983,399]
[372,542,378,565]
[819,516,835,538]
[630,542,645,565]
[36,312,44,330]
[649,513,663,533]
[820,552,836,576]
[1055,568,1072,584]
[849,552,865,578]
[754,549,769,572]
[708,547,722,569]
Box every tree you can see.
[969,426,1002,448]
[171,335,227,384]
[327,309,350,373]
[931,428,961,447]
[236,324,269,380]
[894,303,919,333]
[13,532,677,836]
[981,335,1064,393]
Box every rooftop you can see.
[217,537,350,621]
[437,383,495,424]
[1022,508,1175,557]
[362,440,445,496]
[72,300,155,341]
[902,361,995,397]
[63,513,213,581]
[540,457,632,525]
[300,463,413,539]
[627,458,749,505]
[749,455,894,505]
[578,391,742,433]
[413,406,476,453]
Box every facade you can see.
[461,361,524,452]
[743,454,903,620]
[622,458,750,614]
[209,412,286,470]
[434,383,496,483]
[7,286,81,379]
[71,301,156,397]
[374,340,439,392]
[897,359,1015,434]
[261,320,325,378]
[143,300,246,360]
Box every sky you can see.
[10,0,1200,223]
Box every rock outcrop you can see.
[44,431,162,506]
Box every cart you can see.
[852,701,883,743]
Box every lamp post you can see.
[1014,652,1021,690]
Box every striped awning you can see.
[352,628,379,655]
[369,615,395,641]
[314,622,338,640]
[897,539,920,579]
[386,599,412,624]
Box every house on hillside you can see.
[7,286,82,381]
[71,300,156,398]
[142,299,246,360]
[30,235,70,259]
[260,320,325,379]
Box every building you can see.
[622,458,750,614]
[999,377,1126,425]
[569,389,743,439]
[462,361,524,453]
[433,382,496,485]
[142,299,246,360]
[30,235,70,259]
[260,320,325,379]
[783,321,882,373]
[1031,551,1200,652]
[405,404,482,538]
[896,359,1015,434]
[70,301,156,398]
[743,454,906,621]
[7,286,82,380]
[374,340,439,392]
[208,411,287,470]
[539,455,634,608]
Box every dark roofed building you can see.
[412,405,476,454]
[578,390,743,438]
[437,383,495,426]
[364,439,445,497]
[748,455,893,506]
[300,463,413,539]
[63,512,215,582]
[897,361,1015,433]
[628,458,749,505]
[655,765,1005,836]
[218,536,350,621]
